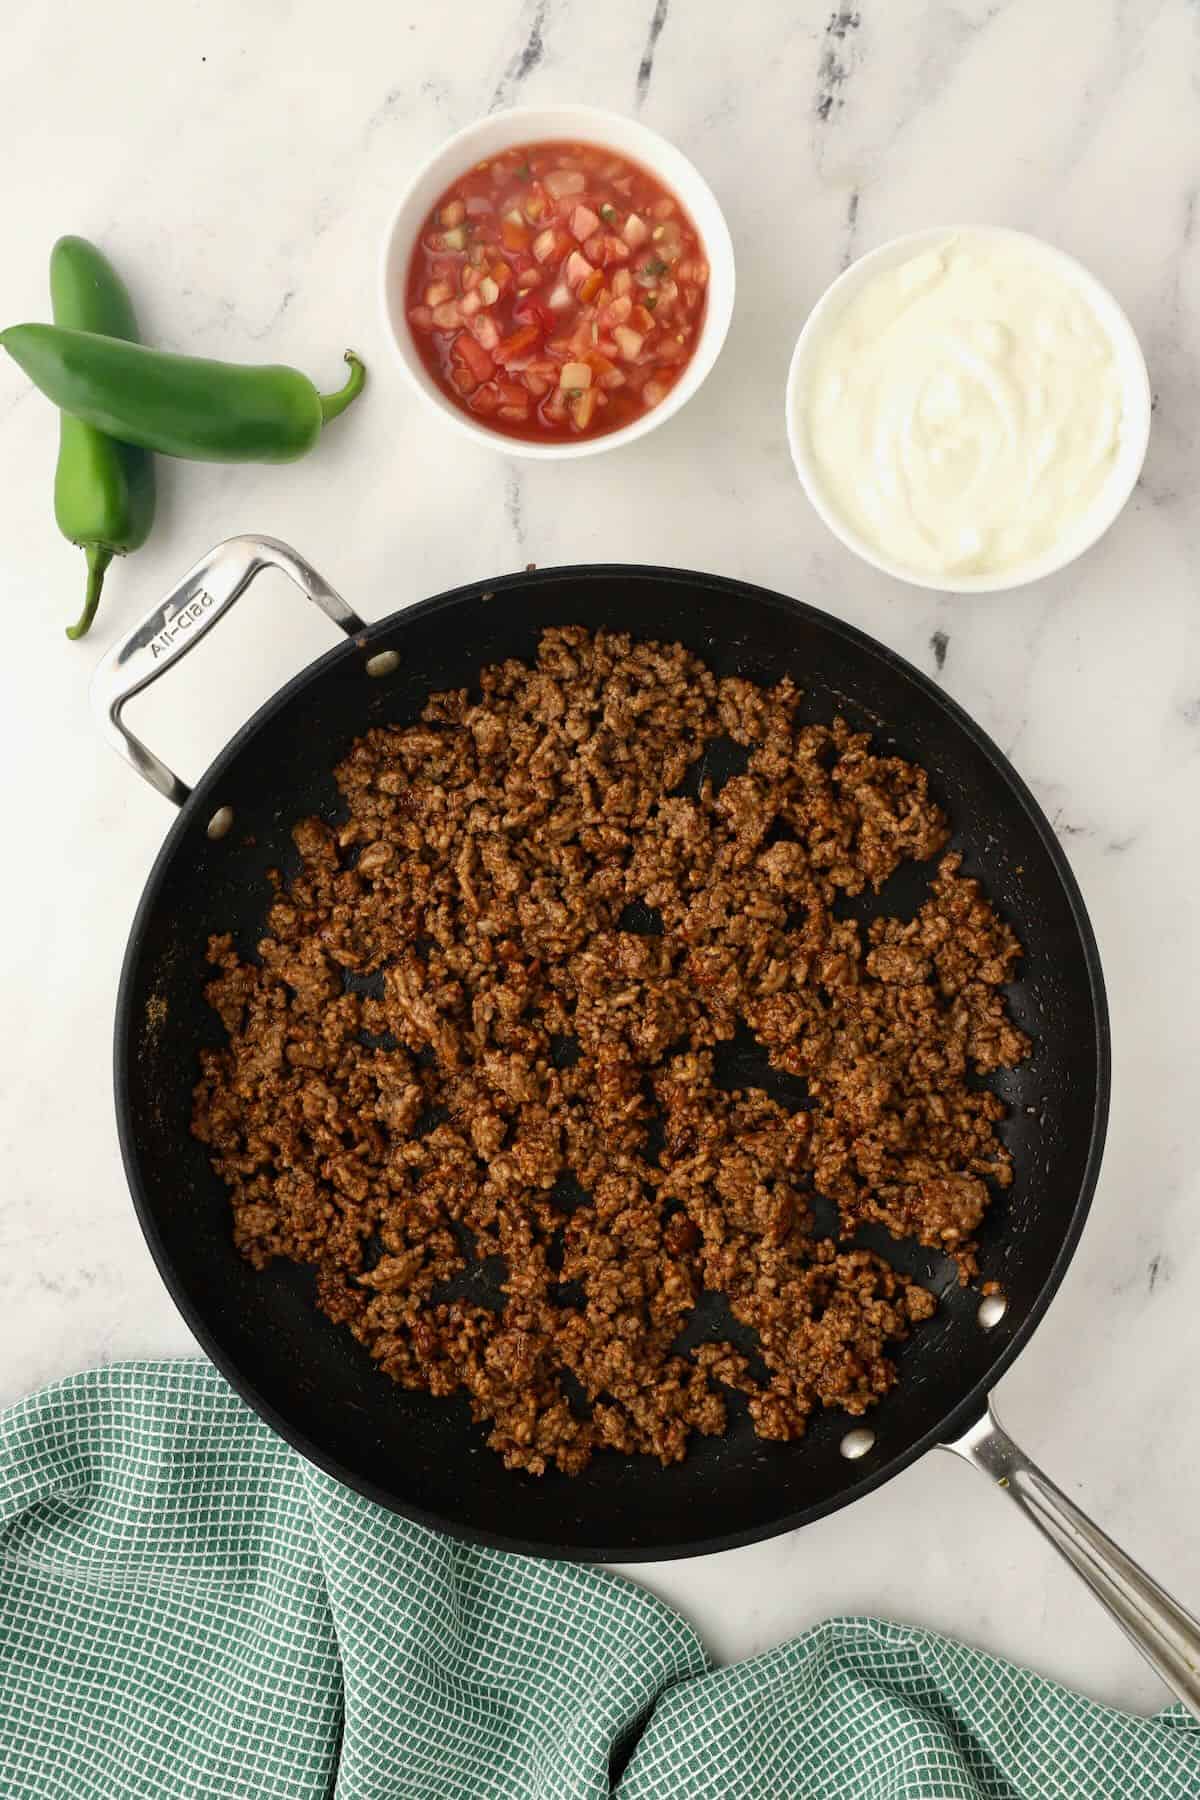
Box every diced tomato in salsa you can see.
[405,140,709,442]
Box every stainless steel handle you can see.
[91,535,366,806]
[943,1401,1200,1719]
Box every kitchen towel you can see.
[0,1361,1196,1799]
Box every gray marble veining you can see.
[2,0,1199,1718]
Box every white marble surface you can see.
[3,0,1200,1719]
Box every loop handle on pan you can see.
[97,536,1198,1716]
[943,1402,1200,1720]
[90,536,366,806]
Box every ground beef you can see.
[191,628,1029,1475]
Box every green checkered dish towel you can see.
[1,1362,1197,1799]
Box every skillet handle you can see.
[91,535,366,806]
[943,1401,1200,1720]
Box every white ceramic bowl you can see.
[785,226,1151,594]
[379,104,735,460]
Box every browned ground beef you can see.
[192,628,1029,1475]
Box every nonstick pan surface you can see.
[115,562,1108,1559]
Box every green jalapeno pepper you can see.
[49,238,156,639]
[0,325,365,465]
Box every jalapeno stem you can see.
[66,543,112,640]
[319,351,366,424]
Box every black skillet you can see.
[94,537,1200,1711]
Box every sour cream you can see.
[799,233,1127,580]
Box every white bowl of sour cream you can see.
[786,226,1151,593]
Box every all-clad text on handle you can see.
[90,535,366,807]
[145,585,219,663]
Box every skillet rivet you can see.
[365,649,400,678]
[977,1293,1009,1330]
[840,1427,876,1461]
[206,805,234,841]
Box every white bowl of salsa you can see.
[379,104,735,458]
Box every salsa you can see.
[406,140,710,442]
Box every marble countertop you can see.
[4,0,1200,1718]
